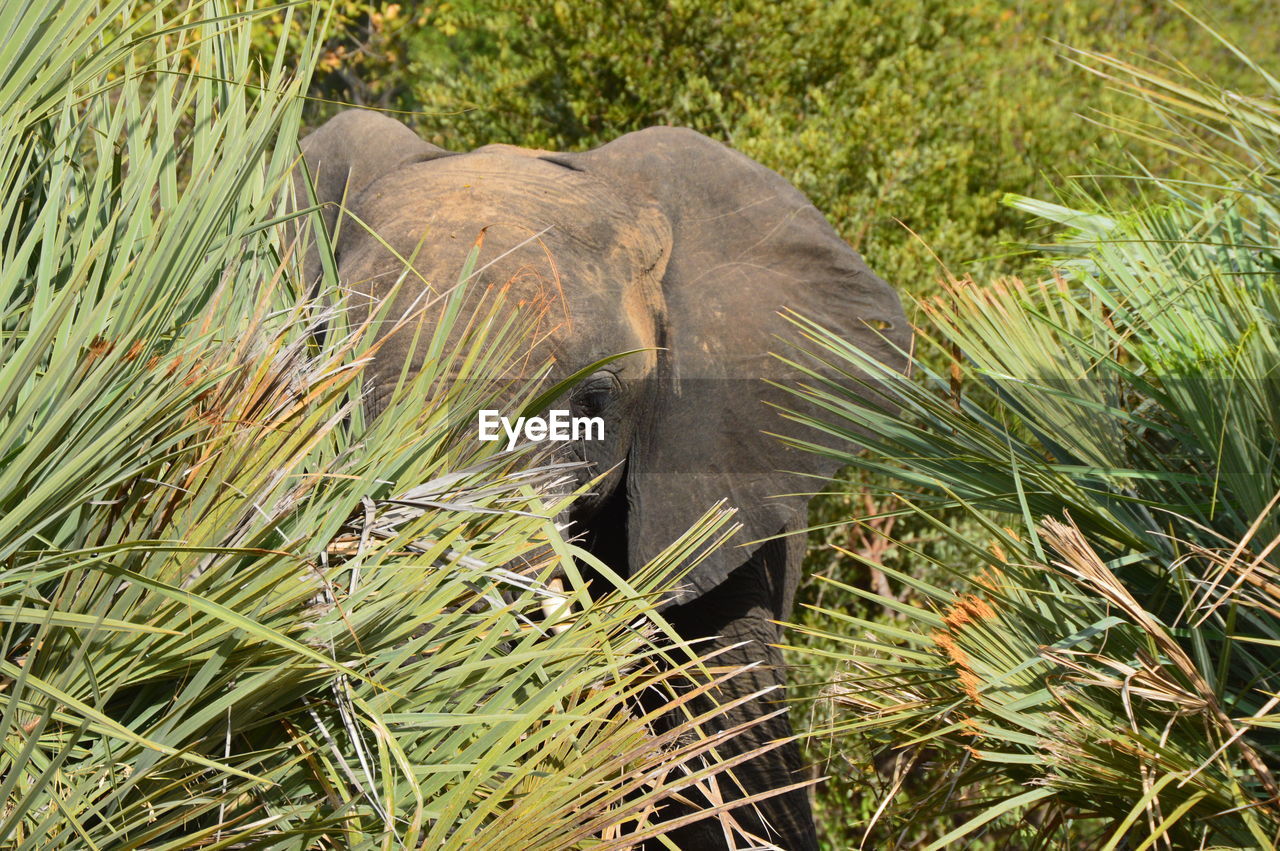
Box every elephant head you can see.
[294,109,909,849]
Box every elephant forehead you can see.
[338,151,665,380]
[349,152,666,270]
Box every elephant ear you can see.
[292,110,453,287]
[567,127,911,608]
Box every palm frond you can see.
[779,20,1280,848]
[0,3,763,847]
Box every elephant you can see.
[293,109,910,850]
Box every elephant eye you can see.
[572,373,617,417]
[573,388,611,417]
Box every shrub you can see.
[378,0,1275,292]
[0,3,751,846]
[784,33,1280,848]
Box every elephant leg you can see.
[644,531,818,851]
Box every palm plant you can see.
[779,23,1280,850]
[0,2,770,847]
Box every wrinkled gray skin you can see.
[295,110,910,850]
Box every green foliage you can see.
[0,3,764,847]
[353,0,1275,293]
[782,32,1280,848]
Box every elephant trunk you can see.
[645,533,819,851]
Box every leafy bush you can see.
[0,3,761,847]
[784,35,1280,848]
[350,0,1274,293]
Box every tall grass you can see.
[0,3,760,847]
[780,23,1280,850]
